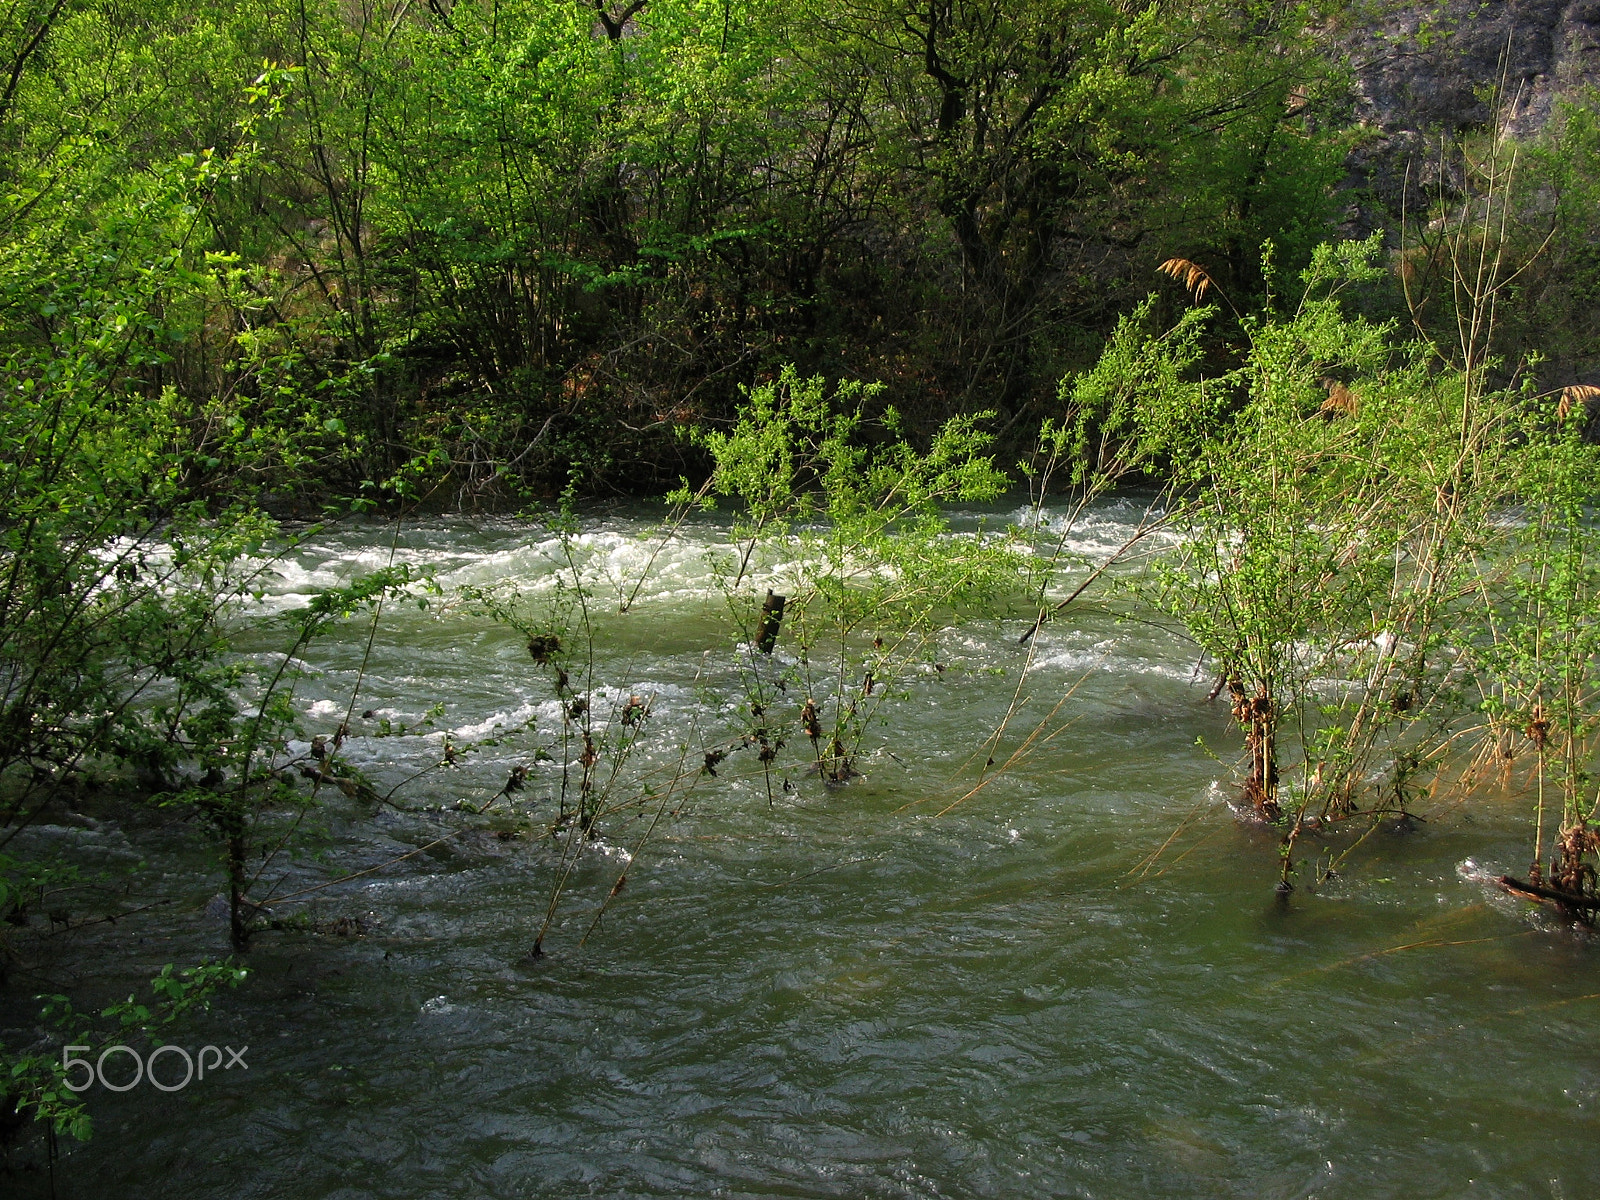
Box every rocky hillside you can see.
[1344,1,1600,218]
[1353,0,1600,135]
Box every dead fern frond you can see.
[1557,383,1600,424]
[1157,257,1213,301]
[1320,381,1359,418]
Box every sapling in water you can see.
[680,365,1021,787]
[1130,239,1517,888]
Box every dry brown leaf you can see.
[1558,383,1600,423]
[1321,381,1358,417]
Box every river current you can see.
[7,499,1599,1198]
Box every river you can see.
[8,498,1598,1198]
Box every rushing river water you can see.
[7,499,1600,1198]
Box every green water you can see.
[7,502,1599,1198]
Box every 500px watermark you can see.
[62,1044,248,1093]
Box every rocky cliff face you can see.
[1351,0,1600,136]
[1336,3,1600,388]
[1341,1,1600,220]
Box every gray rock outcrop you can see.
[1340,1,1600,220]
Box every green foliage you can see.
[0,0,1363,499]
[0,53,422,956]
[1466,394,1600,893]
[689,365,1018,780]
[1045,297,1221,488]
[1118,240,1518,852]
[0,104,279,806]
[4,960,247,1143]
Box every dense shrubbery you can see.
[0,0,1361,502]
[5,0,1593,500]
